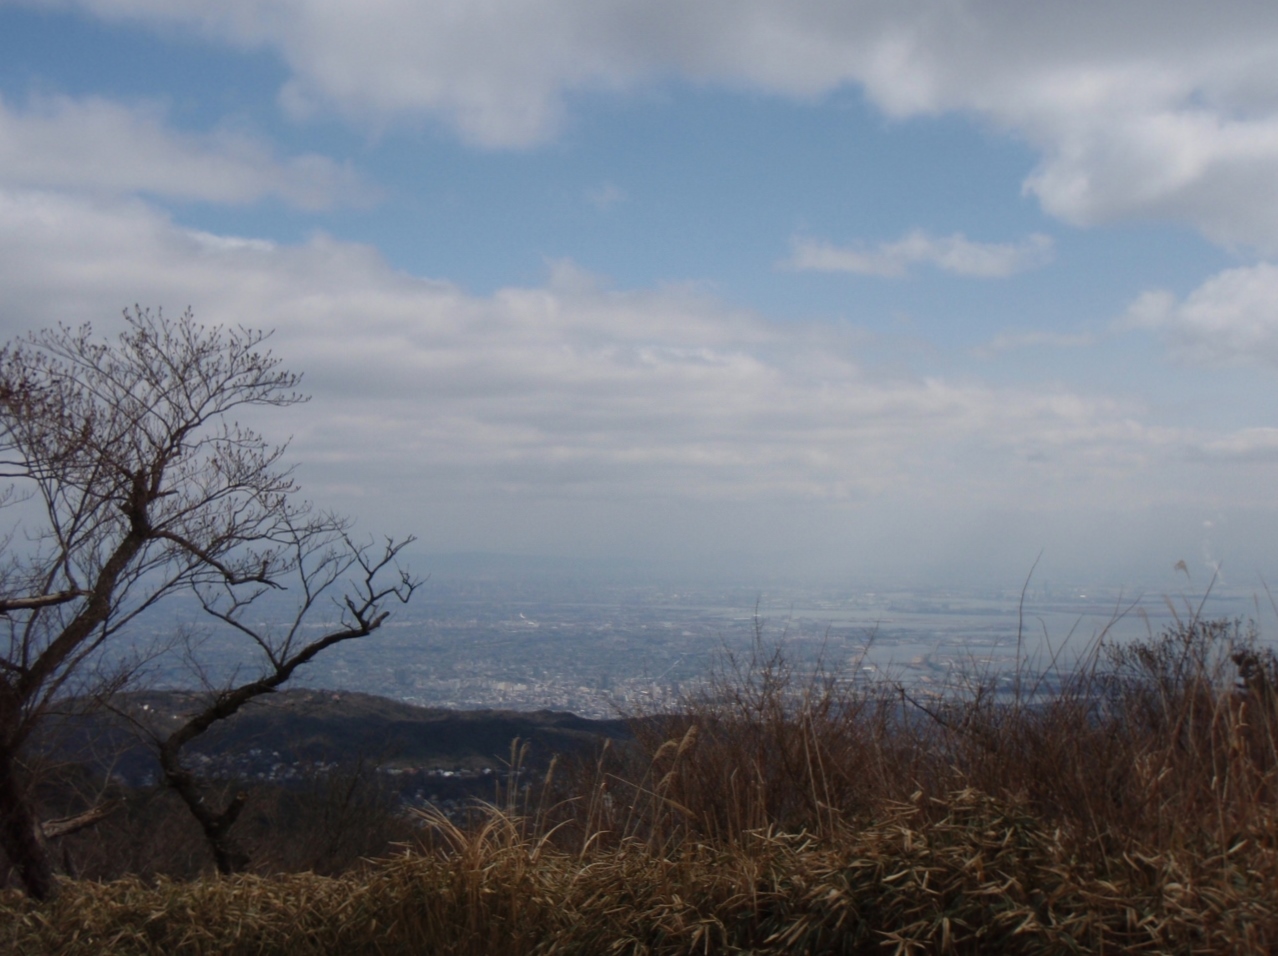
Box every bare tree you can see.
[150,527,416,874]
[0,308,411,899]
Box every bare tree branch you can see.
[154,533,419,873]
[40,801,121,841]
[0,590,85,614]
[0,308,396,900]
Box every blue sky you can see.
[2,1,1278,590]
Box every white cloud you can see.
[1194,428,1278,462]
[37,1,1278,247]
[1121,262,1278,366]
[585,182,626,211]
[1015,67,1278,249]
[0,187,1197,521]
[975,329,1097,357]
[0,93,373,208]
[4,185,1276,578]
[784,230,1053,278]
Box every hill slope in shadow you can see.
[44,689,633,786]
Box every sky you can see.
[1,1,1278,591]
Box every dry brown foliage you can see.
[3,614,1278,954]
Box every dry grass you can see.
[4,614,1278,954]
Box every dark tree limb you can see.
[40,800,121,841]
[154,533,418,874]
[0,590,86,615]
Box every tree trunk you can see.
[158,742,250,875]
[0,750,55,900]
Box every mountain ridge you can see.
[43,688,635,786]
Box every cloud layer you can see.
[0,94,371,208]
[784,231,1053,278]
[0,180,1272,579]
[38,0,1278,247]
[0,186,1194,518]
